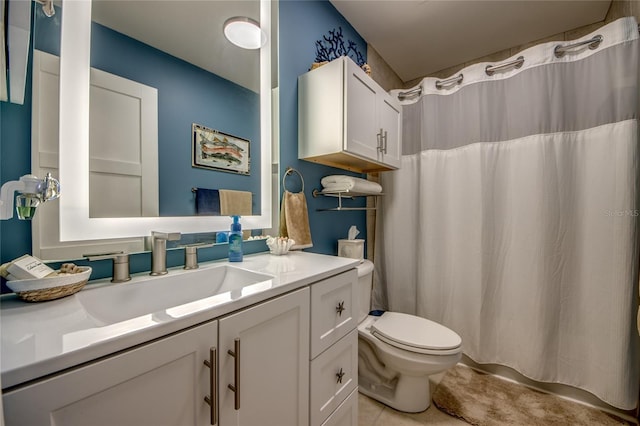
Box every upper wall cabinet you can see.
[298,56,401,173]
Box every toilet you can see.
[356,260,462,413]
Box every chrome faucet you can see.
[84,251,131,283]
[150,231,181,276]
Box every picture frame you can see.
[192,123,250,175]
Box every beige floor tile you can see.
[358,393,385,426]
[359,394,468,426]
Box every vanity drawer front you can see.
[310,269,358,358]
[310,329,358,426]
[320,388,358,426]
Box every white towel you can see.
[321,175,383,193]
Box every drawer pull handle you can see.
[336,367,345,384]
[227,338,241,410]
[336,301,345,316]
[203,347,218,425]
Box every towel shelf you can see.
[312,189,383,211]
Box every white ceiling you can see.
[330,0,612,83]
[91,0,260,92]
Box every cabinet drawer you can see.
[310,330,358,426]
[310,269,358,358]
[320,388,358,426]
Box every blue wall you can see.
[279,0,368,255]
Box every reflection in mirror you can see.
[88,0,261,218]
[30,0,273,259]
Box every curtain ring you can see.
[283,167,304,193]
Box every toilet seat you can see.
[371,312,462,356]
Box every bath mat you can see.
[432,365,629,425]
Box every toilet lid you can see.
[371,312,462,354]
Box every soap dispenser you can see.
[228,215,243,262]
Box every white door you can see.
[31,49,158,259]
[219,288,310,426]
[3,321,218,426]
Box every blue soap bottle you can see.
[228,216,243,262]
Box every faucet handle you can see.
[84,251,131,283]
[183,243,214,270]
[151,231,181,241]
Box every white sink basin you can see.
[76,265,274,324]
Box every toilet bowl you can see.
[355,260,462,413]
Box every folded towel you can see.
[220,190,252,239]
[321,175,383,193]
[219,190,252,216]
[279,190,313,250]
[195,188,221,215]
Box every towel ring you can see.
[283,167,305,193]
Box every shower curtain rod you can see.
[396,23,640,101]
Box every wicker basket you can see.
[6,267,92,303]
[15,280,88,302]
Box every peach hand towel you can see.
[279,190,313,250]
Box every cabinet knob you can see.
[336,301,345,316]
[336,367,345,384]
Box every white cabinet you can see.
[2,288,310,426]
[219,288,310,426]
[3,320,218,426]
[299,56,402,173]
[2,274,354,426]
[309,270,359,426]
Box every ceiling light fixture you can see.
[223,16,266,50]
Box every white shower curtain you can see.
[376,17,639,410]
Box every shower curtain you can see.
[375,17,639,409]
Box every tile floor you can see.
[358,393,468,426]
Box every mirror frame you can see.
[58,0,272,241]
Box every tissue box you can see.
[338,239,364,260]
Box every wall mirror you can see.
[32,0,275,259]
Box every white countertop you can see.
[1,251,359,389]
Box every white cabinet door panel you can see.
[320,389,359,426]
[310,330,358,426]
[3,321,217,426]
[219,288,310,426]
[310,269,359,358]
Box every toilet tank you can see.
[357,260,375,323]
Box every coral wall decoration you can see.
[312,27,369,73]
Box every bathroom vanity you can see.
[1,252,360,426]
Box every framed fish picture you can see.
[192,123,250,175]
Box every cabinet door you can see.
[219,288,310,426]
[310,269,358,359]
[320,389,358,426]
[344,59,379,161]
[378,92,402,169]
[310,330,358,426]
[3,321,217,426]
